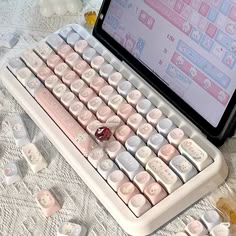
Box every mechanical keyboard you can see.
[0,24,228,236]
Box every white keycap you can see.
[133,171,155,192]
[70,79,87,95]
[179,139,213,171]
[82,47,97,62]
[136,99,155,116]
[3,162,22,185]
[61,92,77,108]
[125,135,145,154]
[146,108,165,126]
[201,210,222,232]
[47,33,65,50]
[210,223,230,236]
[88,148,108,168]
[87,96,105,113]
[117,81,134,97]
[99,64,115,79]
[128,194,151,217]
[116,151,144,180]
[16,67,33,85]
[36,189,61,217]
[74,40,88,54]
[107,170,129,192]
[59,26,73,40]
[21,143,48,173]
[7,115,30,147]
[185,220,208,236]
[8,57,25,74]
[25,77,43,96]
[53,83,69,99]
[81,68,98,84]
[69,101,85,117]
[21,50,44,73]
[45,75,61,90]
[147,133,168,153]
[99,85,117,103]
[97,159,119,180]
[105,140,125,160]
[157,118,176,137]
[108,72,125,88]
[167,128,187,147]
[127,113,146,131]
[86,120,101,136]
[135,146,156,166]
[67,32,80,46]
[146,158,182,193]
[34,41,54,61]
[54,63,70,78]
[0,32,19,48]
[91,55,106,71]
[127,90,144,106]
[108,94,126,111]
[169,155,198,182]
[57,222,87,236]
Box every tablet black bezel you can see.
[93,0,236,146]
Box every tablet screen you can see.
[102,0,236,127]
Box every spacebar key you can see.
[35,87,96,157]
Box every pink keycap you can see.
[79,87,96,104]
[36,190,61,217]
[134,171,155,192]
[57,44,74,59]
[47,54,63,69]
[96,106,115,122]
[62,70,79,86]
[115,125,134,144]
[35,87,97,157]
[37,66,53,82]
[144,182,167,205]
[90,76,108,93]
[70,79,87,95]
[158,144,179,163]
[117,104,136,122]
[65,52,81,67]
[73,59,89,76]
[118,182,140,204]
[128,194,152,217]
[45,75,61,90]
[81,68,98,84]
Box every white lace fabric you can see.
[0,1,236,236]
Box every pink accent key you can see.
[144,182,167,205]
[57,44,74,59]
[47,54,63,69]
[54,63,70,77]
[115,125,134,144]
[65,52,81,67]
[158,144,179,163]
[90,76,108,93]
[35,87,97,157]
[127,113,146,131]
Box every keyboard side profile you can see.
[0,24,228,236]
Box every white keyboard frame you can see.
[0,24,228,236]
